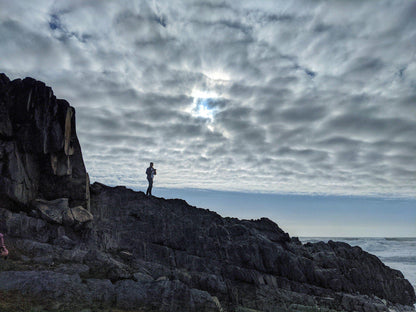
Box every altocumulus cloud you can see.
[1,0,415,197]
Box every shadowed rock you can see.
[88,183,416,311]
[0,73,89,210]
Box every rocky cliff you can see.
[0,74,414,312]
[0,73,89,210]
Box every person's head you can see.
[150,162,154,167]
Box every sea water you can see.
[300,237,416,293]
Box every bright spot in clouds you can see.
[192,98,215,120]
[203,70,231,81]
[189,89,219,121]
[1,0,415,199]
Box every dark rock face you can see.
[0,73,414,312]
[88,183,416,311]
[2,187,415,312]
[0,73,89,210]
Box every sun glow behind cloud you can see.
[203,70,231,82]
[1,0,415,238]
[1,0,415,199]
[189,89,219,121]
[192,98,215,120]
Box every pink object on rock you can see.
[0,233,8,258]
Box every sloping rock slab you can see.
[33,198,92,225]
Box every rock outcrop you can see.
[0,73,89,210]
[87,183,415,311]
[0,74,414,312]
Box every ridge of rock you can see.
[0,73,414,312]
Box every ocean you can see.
[300,237,416,293]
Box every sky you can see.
[0,0,415,236]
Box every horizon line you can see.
[93,181,416,201]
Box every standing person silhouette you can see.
[146,162,157,197]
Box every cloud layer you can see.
[1,0,415,197]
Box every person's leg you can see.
[146,178,153,196]
[146,178,151,195]
[149,178,153,196]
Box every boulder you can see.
[33,198,69,224]
[32,198,94,225]
[32,198,92,225]
[67,206,93,224]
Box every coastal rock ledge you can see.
[0,74,414,312]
